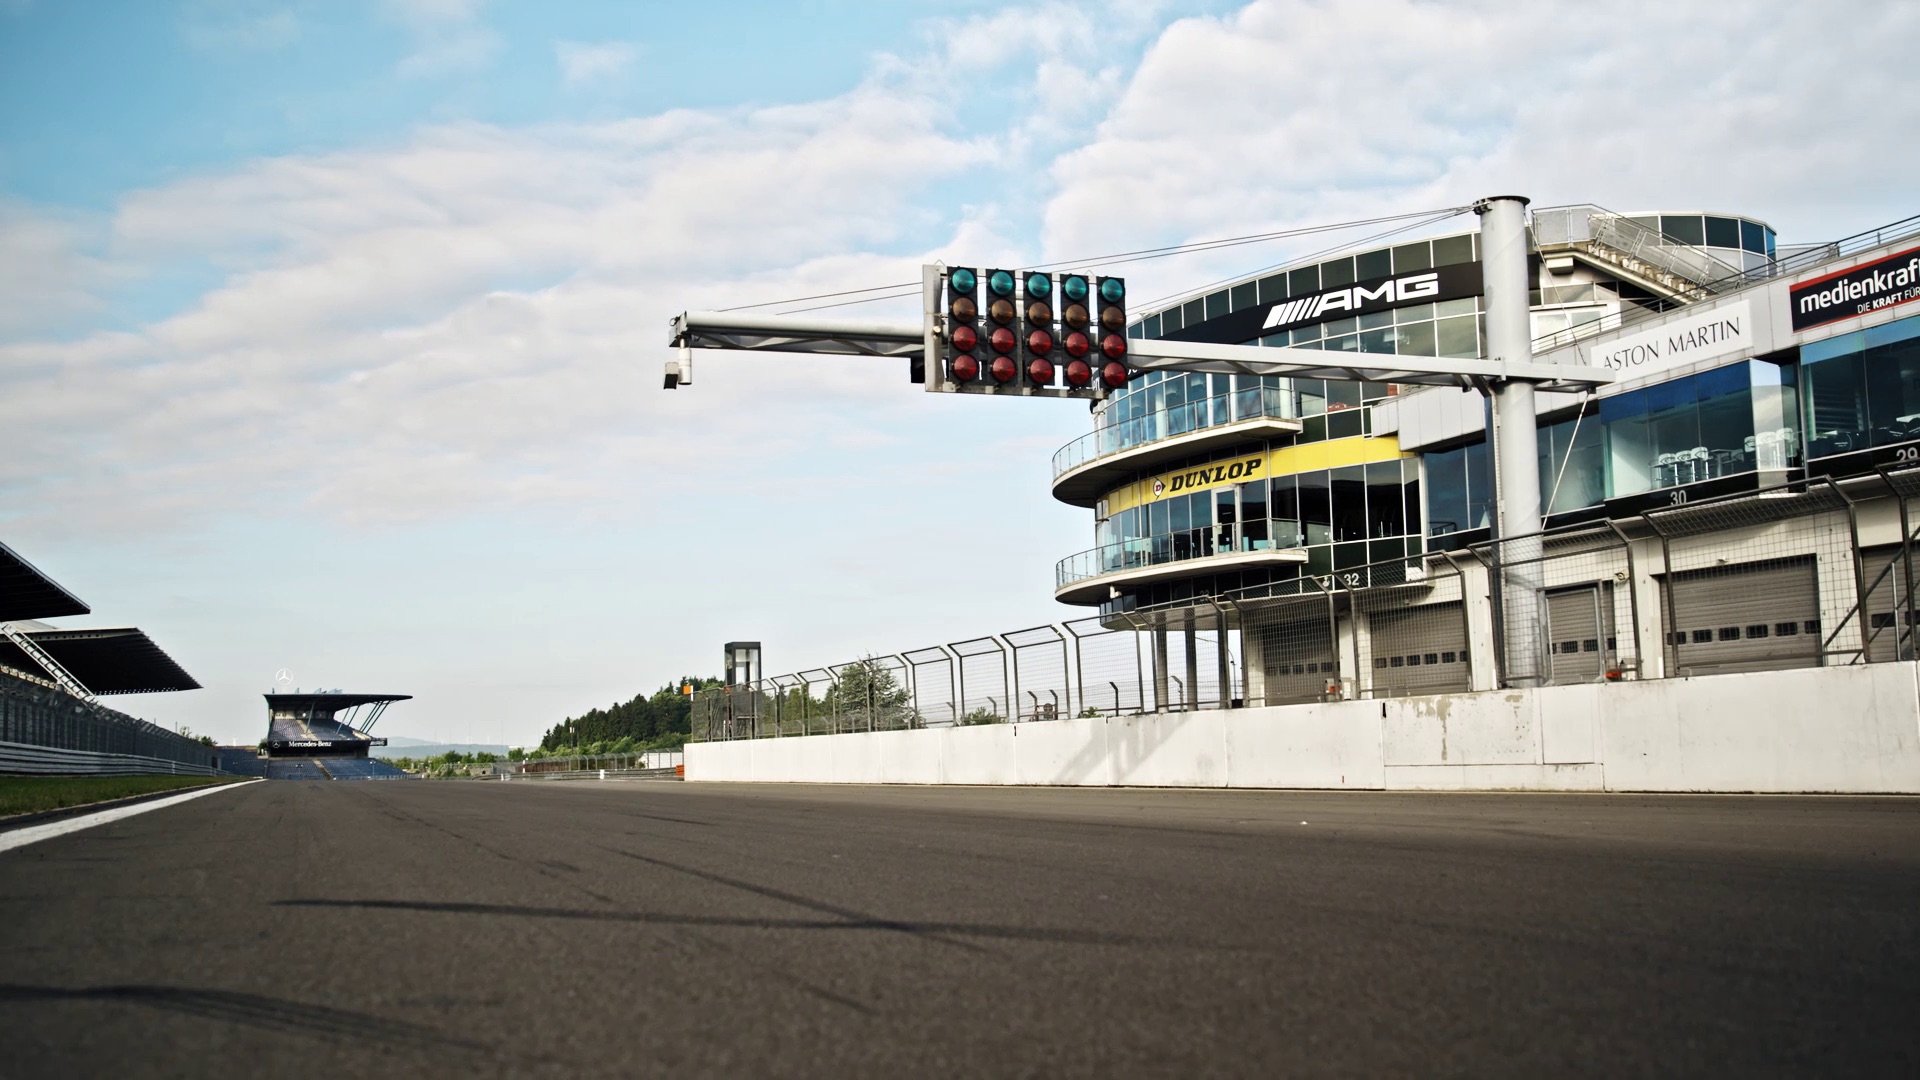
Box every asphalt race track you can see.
[2,780,1917,1077]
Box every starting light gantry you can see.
[664,268,1609,396]
[662,197,1616,687]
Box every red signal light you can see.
[989,327,1016,354]
[990,356,1017,382]
[1063,331,1090,358]
[1100,361,1129,388]
[1100,333,1127,361]
[952,354,979,380]
[1026,329,1054,355]
[1065,359,1092,386]
[950,325,978,352]
[1028,357,1054,384]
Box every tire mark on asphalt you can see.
[273,897,1156,947]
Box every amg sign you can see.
[1162,262,1483,345]
[1790,246,1920,331]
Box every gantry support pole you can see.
[1480,195,1545,687]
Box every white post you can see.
[1478,195,1545,687]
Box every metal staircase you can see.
[0,621,97,704]
[1531,205,1747,301]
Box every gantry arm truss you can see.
[666,284,1611,393]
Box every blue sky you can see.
[3,0,1915,745]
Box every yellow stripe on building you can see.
[1104,434,1411,514]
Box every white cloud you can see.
[11,0,1918,540]
[555,40,634,87]
[383,0,499,78]
[1044,0,1920,303]
[0,201,116,338]
[181,1,299,51]
[0,84,976,536]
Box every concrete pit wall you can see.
[686,662,1920,794]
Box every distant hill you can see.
[371,738,512,760]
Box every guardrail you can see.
[0,739,224,777]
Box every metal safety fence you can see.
[0,667,222,774]
[693,470,1920,741]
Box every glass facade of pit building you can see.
[1051,207,1920,617]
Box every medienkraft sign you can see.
[1162,262,1484,344]
[1790,245,1920,331]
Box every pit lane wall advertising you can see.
[1791,246,1920,331]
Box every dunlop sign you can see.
[1790,246,1920,331]
[1152,455,1266,498]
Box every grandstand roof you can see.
[266,692,413,712]
[0,626,201,695]
[0,540,90,623]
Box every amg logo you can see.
[1262,272,1442,331]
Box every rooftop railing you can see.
[1052,384,1295,480]
[1528,211,1920,354]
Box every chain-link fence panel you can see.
[1470,523,1636,687]
[1064,616,1145,718]
[1641,477,1863,675]
[1866,464,1920,662]
[1005,625,1070,722]
[949,637,1010,724]
[904,646,958,727]
[826,655,916,731]
[1351,555,1473,698]
[1229,592,1340,707]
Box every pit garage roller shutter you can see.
[1860,545,1915,661]
[1258,618,1338,705]
[1546,584,1617,684]
[1664,556,1820,676]
[1368,601,1470,696]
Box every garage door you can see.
[1368,601,1470,696]
[1663,557,1820,676]
[1547,584,1618,684]
[1257,618,1339,705]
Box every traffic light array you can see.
[936,265,1127,399]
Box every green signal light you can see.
[1026,273,1051,297]
[1099,278,1125,302]
[988,270,1015,297]
[950,267,977,294]
[1063,275,1089,301]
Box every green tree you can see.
[825,658,915,730]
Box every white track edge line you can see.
[0,778,264,855]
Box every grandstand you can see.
[2,539,216,775]
[258,691,415,780]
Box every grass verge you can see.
[0,775,243,820]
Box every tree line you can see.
[536,676,723,755]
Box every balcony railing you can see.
[1056,528,1303,591]
[1052,385,1295,480]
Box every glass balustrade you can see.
[1052,384,1295,479]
